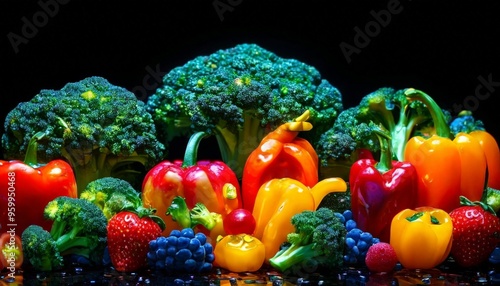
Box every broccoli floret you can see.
[269,207,346,273]
[22,225,63,272]
[43,196,108,265]
[190,202,218,230]
[449,110,485,136]
[147,43,343,177]
[2,76,165,193]
[166,196,219,231]
[166,196,192,229]
[79,176,143,220]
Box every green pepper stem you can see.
[404,88,451,139]
[182,131,209,168]
[373,127,393,173]
[24,131,48,168]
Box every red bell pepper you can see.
[350,128,418,243]
[241,110,319,212]
[0,132,78,235]
[142,131,242,235]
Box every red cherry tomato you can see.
[0,232,23,270]
[223,208,256,235]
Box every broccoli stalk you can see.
[269,207,346,273]
[167,196,192,229]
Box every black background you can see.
[2,1,500,160]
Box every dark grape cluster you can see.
[334,210,380,265]
[147,228,215,273]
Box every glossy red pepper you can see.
[142,132,242,235]
[0,132,78,235]
[350,128,418,243]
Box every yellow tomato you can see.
[214,234,265,272]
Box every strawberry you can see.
[449,196,500,268]
[107,211,164,272]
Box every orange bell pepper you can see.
[403,89,487,212]
[468,130,500,190]
[390,207,453,269]
[241,110,319,212]
[252,177,346,261]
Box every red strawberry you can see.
[449,197,500,268]
[107,211,163,272]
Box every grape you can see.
[335,211,381,266]
[147,228,214,274]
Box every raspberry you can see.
[365,242,398,273]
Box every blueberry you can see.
[181,228,195,238]
[184,258,197,272]
[199,262,213,273]
[203,242,213,254]
[157,236,168,249]
[357,240,368,251]
[343,209,353,221]
[167,235,178,246]
[167,245,177,256]
[177,236,190,249]
[149,239,158,251]
[176,248,192,261]
[156,248,167,260]
[147,251,157,262]
[345,237,356,249]
[205,253,215,263]
[165,256,175,268]
[188,238,201,251]
[195,232,207,245]
[359,232,373,243]
[334,212,345,224]
[347,228,363,240]
[192,246,206,261]
[155,259,165,270]
[170,229,182,237]
[345,219,357,231]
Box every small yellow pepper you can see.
[213,234,265,272]
[252,177,347,261]
[390,207,453,269]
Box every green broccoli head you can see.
[269,207,346,273]
[43,196,108,265]
[147,43,343,177]
[2,76,165,193]
[22,225,63,272]
[80,176,143,220]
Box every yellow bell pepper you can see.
[252,177,347,261]
[390,207,453,269]
[213,234,265,272]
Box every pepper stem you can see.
[404,88,451,139]
[24,131,48,168]
[373,126,393,173]
[182,131,209,168]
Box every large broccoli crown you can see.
[2,76,165,191]
[3,76,164,161]
[147,43,342,176]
